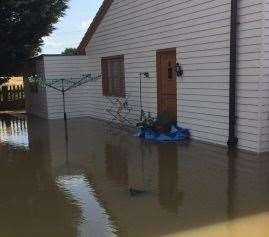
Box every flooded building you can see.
[25,0,269,153]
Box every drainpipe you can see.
[227,0,239,149]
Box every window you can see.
[101,55,125,97]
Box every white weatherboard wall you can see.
[79,0,264,152]
[237,0,263,152]
[26,55,89,119]
[260,0,269,152]
[43,55,89,119]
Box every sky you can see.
[42,0,103,54]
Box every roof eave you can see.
[77,0,113,55]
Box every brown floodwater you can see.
[0,113,269,237]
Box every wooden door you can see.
[157,49,177,122]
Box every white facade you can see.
[26,0,269,153]
[25,55,89,119]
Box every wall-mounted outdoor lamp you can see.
[176,63,184,78]
[141,72,150,78]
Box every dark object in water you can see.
[129,188,146,197]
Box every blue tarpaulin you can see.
[137,125,190,142]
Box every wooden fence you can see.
[0,85,25,111]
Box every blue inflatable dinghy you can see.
[138,125,190,142]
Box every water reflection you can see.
[0,146,81,237]
[0,113,29,149]
[1,114,269,237]
[158,145,183,214]
[56,175,117,237]
[106,143,128,186]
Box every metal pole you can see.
[61,79,67,121]
[139,73,143,121]
[228,0,238,149]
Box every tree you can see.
[0,0,69,76]
[61,48,78,56]
[0,77,9,86]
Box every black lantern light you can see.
[176,63,184,77]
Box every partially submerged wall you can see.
[259,0,269,152]
[42,55,89,119]
[25,55,89,119]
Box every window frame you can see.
[101,55,125,98]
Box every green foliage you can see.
[27,75,40,93]
[0,0,69,76]
[61,48,78,55]
[137,111,155,129]
[137,112,174,133]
